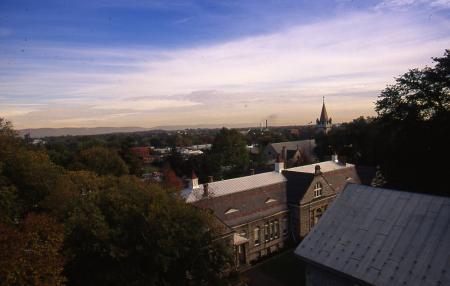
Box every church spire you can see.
[316,97,332,134]
[319,97,329,124]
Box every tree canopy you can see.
[316,50,450,196]
[0,120,233,286]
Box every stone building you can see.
[182,166,289,267]
[181,156,373,268]
[283,156,362,240]
[295,184,450,286]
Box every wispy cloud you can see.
[1,9,449,128]
[375,0,450,10]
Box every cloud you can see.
[375,0,450,10]
[1,10,450,128]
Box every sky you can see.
[0,0,449,129]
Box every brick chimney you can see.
[314,164,322,175]
[189,170,199,189]
[275,154,285,173]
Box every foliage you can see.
[71,146,129,176]
[0,213,66,286]
[209,128,250,179]
[0,118,233,285]
[316,50,450,195]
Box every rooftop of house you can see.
[182,160,358,203]
[295,184,450,286]
[181,171,287,203]
[287,160,354,173]
[268,139,316,153]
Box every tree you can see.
[162,163,183,190]
[374,50,450,195]
[0,214,66,286]
[209,128,250,179]
[71,146,129,176]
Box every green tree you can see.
[374,50,450,194]
[71,146,129,176]
[209,128,250,179]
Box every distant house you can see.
[181,156,373,268]
[130,147,152,164]
[295,184,450,286]
[263,139,316,166]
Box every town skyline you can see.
[1,0,450,129]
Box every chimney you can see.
[208,175,214,183]
[331,154,339,163]
[203,183,209,198]
[275,154,285,173]
[314,164,322,175]
[265,119,268,129]
[249,168,255,175]
[189,170,199,189]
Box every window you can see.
[264,223,269,242]
[269,222,274,240]
[313,182,323,198]
[282,218,288,236]
[254,227,260,245]
[314,208,323,225]
[274,220,279,238]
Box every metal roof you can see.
[181,171,287,203]
[295,184,450,286]
[287,161,354,173]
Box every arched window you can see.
[313,182,323,198]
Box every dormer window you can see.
[265,198,277,204]
[314,182,323,198]
[225,208,239,214]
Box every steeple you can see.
[316,97,332,134]
[319,96,329,123]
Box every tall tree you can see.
[209,128,250,179]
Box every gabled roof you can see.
[269,139,316,154]
[283,161,360,203]
[181,171,287,203]
[296,184,450,286]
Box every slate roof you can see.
[269,139,316,154]
[181,171,287,203]
[288,161,354,173]
[192,178,288,227]
[295,184,450,286]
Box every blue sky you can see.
[1,0,449,128]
